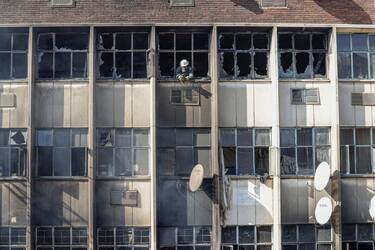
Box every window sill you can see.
[33,176,89,181]
[228,175,273,180]
[0,176,28,181]
[279,79,330,83]
[339,79,375,83]
[96,79,150,84]
[95,176,151,181]
[157,79,211,84]
[35,79,89,84]
[0,79,28,84]
[218,79,271,83]
[341,174,375,178]
[280,175,315,179]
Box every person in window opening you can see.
[176,59,193,82]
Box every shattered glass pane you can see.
[176,33,192,50]
[312,34,326,49]
[253,33,269,49]
[133,52,147,78]
[254,52,268,77]
[72,52,87,78]
[220,52,234,77]
[159,33,174,50]
[235,33,251,50]
[99,52,114,78]
[159,52,174,77]
[13,34,28,51]
[38,34,53,50]
[116,33,131,50]
[255,147,269,175]
[279,52,293,78]
[194,52,208,77]
[219,34,234,49]
[0,32,11,51]
[223,147,236,175]
[115,52,131,78]
[13,53,27,79]
[38,52,53,79]
[313,53,326,76]
[133,33,149,49]
[55,52,71,78]
[338,52,352,79]
[337,34,351,52]
[194,33,209,50]
[98,33,114,50]
[238,148,253,175]
[295,34,310,50]
[278,34,292,49]
[295,52,311,78]
[55,33,88,50]
[352,34,368,51]
[0,53,11,79]
[98,129,113,147]
[236,52,251,77]
[353,52,369,79]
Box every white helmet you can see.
[180,59,189,67]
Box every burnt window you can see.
[37,31,88,79]
[159,226,211,249]
[97,227,150,249]
[36,227,87,249]
[97,32,148,79]
[278,32,327,79]
[342,224,375,249]
[222,225,272,249]
[219,32,269,79]
[35,128,88,177]
[220,128,271,176]
[158,32,209,79]
[0,29,28,80]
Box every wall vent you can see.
[110,190,138,206]
[170,0,195,7]
[261,0,286,7]
[352,92,375,106]
[0,93,16,108]
[51,0,75,7]
[291,88,320,105]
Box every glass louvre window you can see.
[280,128,331,175]
[158,32,210,79]
[0,29,28,80]
[219,128,271,176]
[221,225,272,249]
[96,128,150,177]
[0,129,27,177]
[36,227,87,250]
[337,33,375,79]
[97,227,150,250]
[218,31,270,79]
[157,128,211,177]
[0,227,27,250]
[282,224,333,250]
[35,128,88,177]
[159,226,211,249]
[340,128,375,174]
[37,31,88,79]
[278,32,327,79]
[97,32,148,79]
[342,224,375,250]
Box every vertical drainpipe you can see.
[210,25,220,250]
[27,26,34,250]
[270,25,281,250]
[88,25,95,250]
[330,26,342,250]
[149,26,157,250]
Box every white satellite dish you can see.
[369,196,375,220]
[314,161,330,191]
[315,197,333,225]
[189,164,204,192]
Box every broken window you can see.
[97,227,150,249]
[158,32,209,79]
[0,129,27,177]
[0,29,28,80]
[96,128,149,177]
[97,32,148,79]
[0,227,26,250]
[280,128,330,175]
[37,30,88,79]
[342,223,375,249]
[291,88,320,105]
[218,31,269,79]
[35,128,87,177]
[157,128,211,176]
[278,32,327,79]
[170,87,200,105]
[36,227,87,249]
[222,226,272,249]
[219,128,271,176]
[282,224,333,250]
[159,226,211,249]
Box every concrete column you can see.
[210,25,220,250]
[270,26,281,250]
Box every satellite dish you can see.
[315,197,333,225]
[369,196,375,220]
[314,161,330,191]
[189,164,204,192]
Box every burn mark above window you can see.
[218,32,269,79]
[278,32,327,79]
[37,31,88,80]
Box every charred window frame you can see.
[342,224,375,249]
[0,29,28,80]
[170,87,200,105]
[37,31,88,80]
[219,128,271,176]
[337,33,375,80]
[157,128,211,177]
[282,224,333,249]
[0,227,27,250]
[280,128,331,175]
[158,32,210,79]
[36,227,88,250]
[35,128,88,177]
[0,129,27,177]
[96,128,149,177]
[278,32,327,79]
[159,226,211,249]
[221,225,272,249]
[97,32,149,79]
[218,31,270,79]
[97,227,150,249]
[340,128,375,175]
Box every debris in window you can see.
[55,52,71,78]
[313,53,326,76]
[253,34,269,49]
[219,34,234,49]
[254,52,268,77]
[10,130,26,145]
[193,52,208,78]
[279,52,293,77]
[220,52,234,77]
[295,34,310,50]
[159,52,174,77]
[100,130,113,147]
[38,52,53,79]
[236,33,251,50]
[236,52,251,77]
[116,33,131,50]
[278,34,292,49]
[99,52,114,78]
[194,33,209,50]
[98,33,113,50]
[295,52,311,77]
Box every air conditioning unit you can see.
[352,92,375,106]
[291,88,320,105]
[51,0,75,7]
[110,190,138,206]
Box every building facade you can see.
[1,0,375,249]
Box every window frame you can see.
[97,227,150,249]
[0,226,27,250]
[221,225,273,249]
[342,223,375,250]
[158,226,211,249]
[35,226,88,250]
